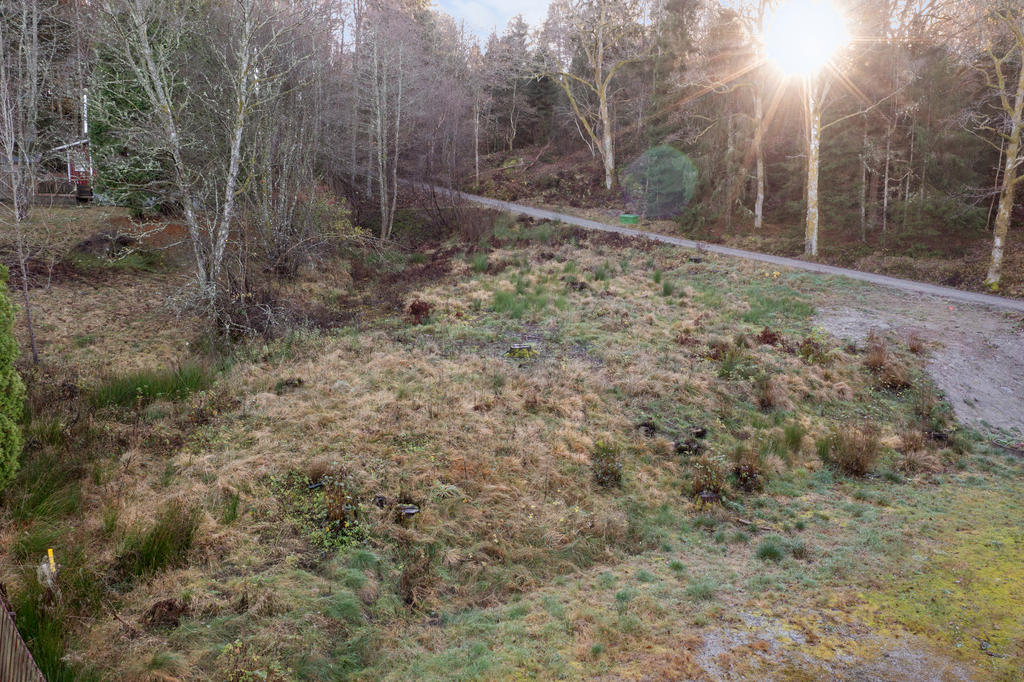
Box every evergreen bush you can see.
[0,264,26,491]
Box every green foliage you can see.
[90,363,214,409]
[0,266,24,492]
[116,501,200,579]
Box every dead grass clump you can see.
[907,332,926,354]
[864,332,911,390]
[754,374,787,412]
[730,446,764,492]
[899,430,926,454]
[897,449,942,474]
[821,426,881,477]
[691,454,728,498]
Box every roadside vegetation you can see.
[1,207,1021,680]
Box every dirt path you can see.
[453,189,1024,314]
[816,288,1024,438]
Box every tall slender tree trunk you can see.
[804,83,821,256]
[985,59,1024,288]
[600,95,614,190]
[753,88,765,230]
[881,125,892,234]
[859,121,868,241]
[473,100,480,188]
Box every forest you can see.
[1,0,1023,680]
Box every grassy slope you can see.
[1,210,1022,680]
[475,148,1024,300]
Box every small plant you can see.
[592,265,609,281]
[730,446,764,492]
[797,331,831,365]
[820,426,881,476]
[652,270,662,284]
[592,441,623,488]
[662,281,675,297]
[717,347,748,379]
[691,454,728,498]
[756,535,786,562]
[907,332,926,354]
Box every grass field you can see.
[1,209,1021,680]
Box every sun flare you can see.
[763,0,849,76]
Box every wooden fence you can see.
[0,586,46,682]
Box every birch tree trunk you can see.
[985,60,1024,288]
[753,88,765,229]
[804,81,821,256]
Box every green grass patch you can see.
[90,363,215,409]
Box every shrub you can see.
[90,363,214,409]
[592,441,623,488]
[821,427,881,477]
[0,265,25,491]
[691,454,728,498]
[116,501,199,579]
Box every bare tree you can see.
[0,0,69,364]
[96,0,294,317]
[542,0,653,190]
[976,4,1023,289]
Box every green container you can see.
[620,214,639,225]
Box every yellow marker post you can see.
[48,548,56,573]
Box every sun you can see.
[763,0,849,76]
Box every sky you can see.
[435,0,550,41]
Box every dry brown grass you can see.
[826,426,881,476]
[864,331,912,390]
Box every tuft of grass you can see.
[116,501,199,580]
[756,535,786,562]
[470,252,489,273]
[90,363,215,409]
[662,281,675,297]
[820,426,881,477]
[783,422,806,453]
[685,577,717,601]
